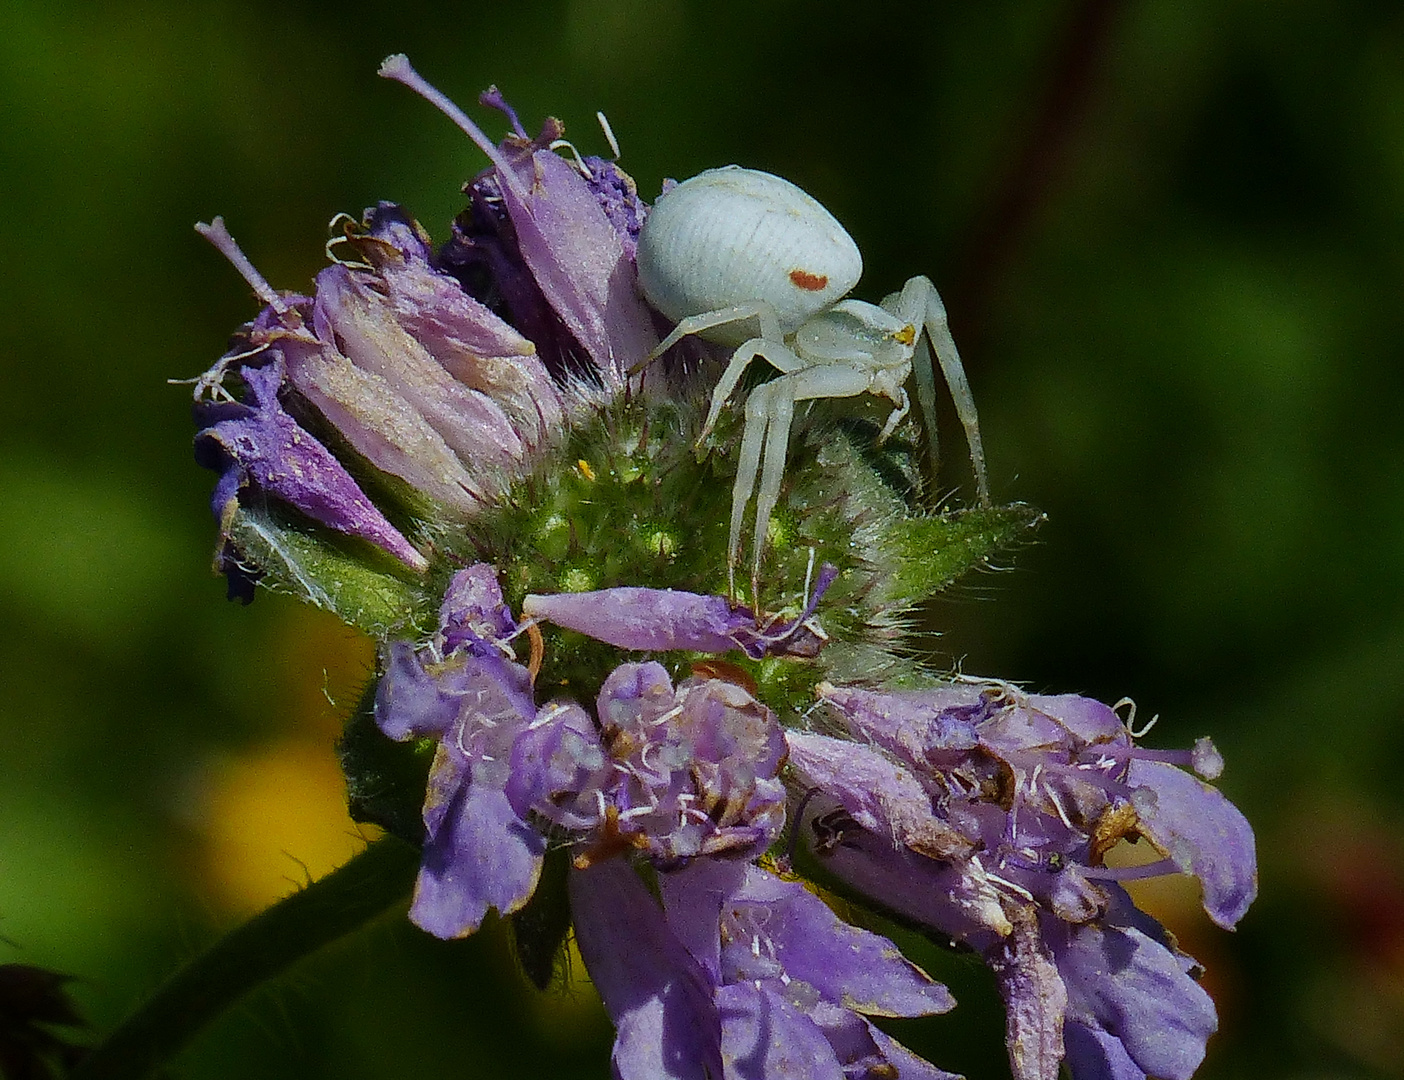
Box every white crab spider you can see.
[634,166,990,596]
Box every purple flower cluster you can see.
[188,55,1258,1080]
[375,569,1256,1080]
[377,569,960,1079]
[188,55,657,593]
[788,683,1257,1080]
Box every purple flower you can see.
[508,661,788,864]
[189,53,1258,1080]
[374,564,544,937]
[380,55,659,391]
[521,563,838,659]
[786,680,1257,1080]
[377,565,797,934]
[276,204,561,516]
[569,857,958,1080]
[190,64,656,594]
[190,221,425,577]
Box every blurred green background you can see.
[2,0,1403,1076]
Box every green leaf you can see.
[875,502,1047,610]
[510,848,574,991]
[225,504,421,636]
[338,680,432,846]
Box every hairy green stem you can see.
[72,836,420,1080]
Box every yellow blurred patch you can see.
[200,739,379,915]
[193,605,381,916]
[523,934,606,1043]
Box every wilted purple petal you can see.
[1062,1022,1145,1080]
[275,199,563,516]
[310,265,525,466]
[357,204,565,448]
[283,328,490,515]
[379,56,658,388]
[785,730,971,861]
[523,571,835,659]
[817,683,982,765]
[1126,759,1257,928]
[194,358,425,570]
[988,911,1066,1080]
[569,860,723,1080]
[720,866,954,1018]
[494,146,657,388]
[804,816,1012,942]
[716,982,845,1080]
[1047,918,1216,1080]
[977,697,1081,756]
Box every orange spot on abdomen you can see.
[789,269,828,291]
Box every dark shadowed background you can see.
[3,1,1403,1076]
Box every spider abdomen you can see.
[636,166,862,344]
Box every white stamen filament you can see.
[1044,782,1074,830]
[548,138,593,179]
[985,872,1035,902]
[596,111,621,159]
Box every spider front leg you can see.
[631,300,784,375]
[701,335,806,446]
[876,384,911,444]
[715,340,806,595]
[886,275,991,506]
[739,361,873,600]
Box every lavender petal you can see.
[568,860,723,1080]
[504,700,607,830]
[723,866,954,1018]
[523,586,828,659]
[716,982,845,1080]
[495,147,658,388]
[1048,919,1216,1080]
[1026,694,1128,746]
[656,858,746,983]
[374,639,458,740]
[785,730,972,861]
[437,563,517,651]
[863,1022,966,1080]
[1126,759,1258,928]
[194,358,424,569]
[817,683,982,765]
[1062,1022,1146,1080]
[410,761,545,938]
